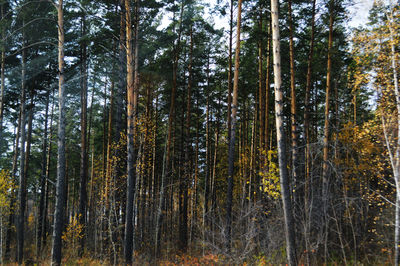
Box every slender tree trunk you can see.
[265,22,271,153]
[150,93,158,243]
[0,1,4,137]
[204,57,210,234]
[17,37,27,265]
[387,10,400,265]
[51,1,66,264]
[271,0,297,264]
[124,0,137,263]
[132,0,140,251]
[190,98,200,246]
[226,0,242,251]
[5,118,20,261]
[303,1,316,260]
[179,25,193,252]
[22,92,33,252]
[288,0,299,188]
[43,94,55,250]
[227,0,234,142]
[258,6,265,154]
[78,13,88,256]
[37,91,51,258]
[114,2,126,252]
[322,4,334,259]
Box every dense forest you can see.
[0,0,399,265]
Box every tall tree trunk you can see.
[51,1,66,264]
[204,57,210,233]
[124,0,137,263]
[132,0,140,251]
[5,102,21,260]
[386,9,400,265]
[226,0,242,251]
[227,0,233,142]
[271,0,297,264]
[265,19,271,152]
[258,6,265,154]
[37,91,50,259]
[190,98,200,246]
[0,2,5,137]
[78,12,88,256]
[37,90,54,258]
[17,36,27,265]
[43,94,55,250]
[322,3,334,259]
[179,25,193,252]
[288,0,299,188]
[114,1,126,251]
[303,1,316,259]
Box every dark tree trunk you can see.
[322,1,334,261]
[0,3,5,137]
[258,6,265,154]
[226,0,242,251]
[179,25,193,252]
[124,0,136,263]
[37,91,50,259]
[227,0,233,142]
[303,2,316,258]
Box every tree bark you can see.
[51,1,66,264]
[226,0,242,251]
[271,0,297,264]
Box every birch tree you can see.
[271,0,297,264]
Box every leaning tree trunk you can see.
[270,0,297,264]
[51,1,66,265]
[226,0,242,251]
